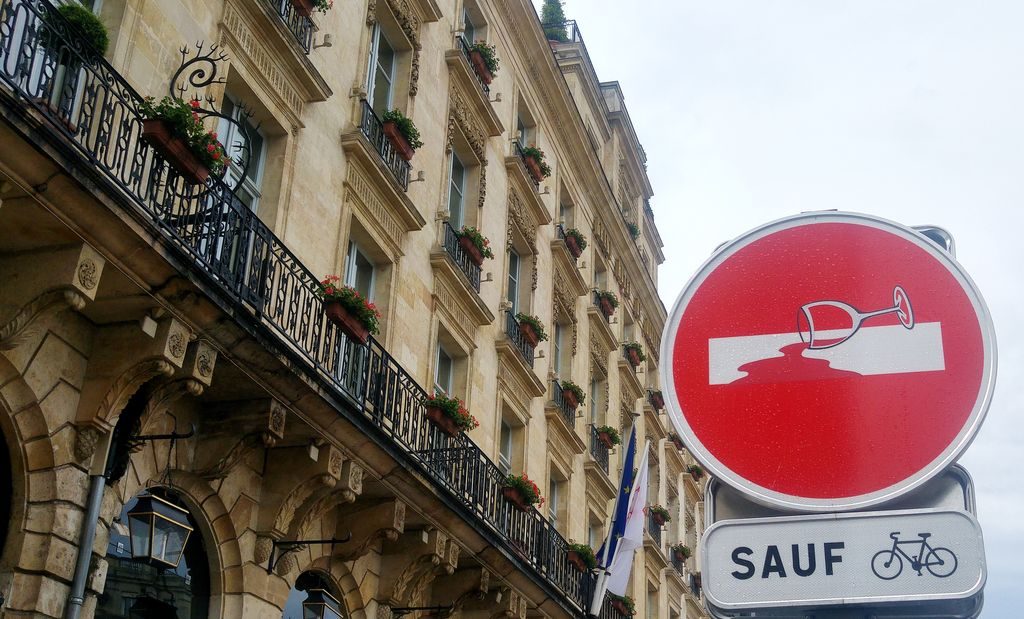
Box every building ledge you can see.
[587,305,617,356]
[495,339,546,398]
[584,458,617,501]
[544,405,586,457]
[341,129,425,232]
[504,154,552,227]
[618,358,643,400]
[444,47,504,137]
[430,249,494,328]
[550,237,588,297]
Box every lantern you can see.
[302,588,343,619]
[126,493,193,568]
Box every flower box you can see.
[562,387,579,409]
[626,348,642,368]
[323,301,369,345]
[673,547,691,562]
[290,0,314,16]
[458,235,484,266]
[524,155,545,183]
[565,234,583,258]
[649,390,665,410]
[669,434,685,451]
[611,599,630,616]
[567,550,589,573]
[652,511,668,526]
[469,49,493,84]
[383,121,415,161]
[425,405,462,437]
[141,119,209,185]
[598,431,615,449]
[502,486,530,511]
[599,297,616,318]
[519,321,540,346]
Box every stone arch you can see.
[314,556,366,619]
[0,356,57,611]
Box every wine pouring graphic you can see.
[798,286,915,350]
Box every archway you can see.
[283,571,348,618]
[95,488,212,619]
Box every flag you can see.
[605,443,649,595]
[589,425,650,613]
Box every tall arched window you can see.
[283,571,346,618]
[96,489,211,619]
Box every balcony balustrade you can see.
[358,99,411,190]
[442,221,481,292]
[647,511,663,547]
[266,0,314,54]
[513,140,539,188]
[671,553,686,574]
[593,290,611,323]
[0,1,588,611]
[504,310,536,367]
[456,35,490,96]
[589,425,610,474]
[551,379,575,428]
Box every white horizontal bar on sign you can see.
[707,323,945,385]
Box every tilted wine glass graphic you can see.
[798,286,914,350]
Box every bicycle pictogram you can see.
[870,531,958,580]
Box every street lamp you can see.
[126,493,193,568]
[302,588,343,619]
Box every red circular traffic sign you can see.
[662,212,996,511]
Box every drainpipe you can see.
[64,474,106,619]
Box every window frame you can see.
[218,94,267,213]
[447,152,467,228]
[507,249,521,312]
[367,24,397,115]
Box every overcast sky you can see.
[550,1,1023,615]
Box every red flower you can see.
[212,151,220,160]
[206,144,215,153]
[189,99,201,108]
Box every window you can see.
[434,345,454,395]
[548,478,560,529]
[345,242,375,298]
[588,523,601,549]
[367,25,396,115]
[553,323,565,376]
[646,590,658,619]
[516,115,530,147]
[589,377,602,424]
[448,153,467,227]
[506,250,521,312]
[463,8,476,43]
[498,421,512,474]
[218,95,266,213]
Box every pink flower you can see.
[189,100,201,108]
[212,151,220,160]
[192,112,200,121]
[206,144,215,153]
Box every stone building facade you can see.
[0,0,708,617]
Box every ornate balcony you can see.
[589,425,610,474]
[550,379,576,428]
[442,221,481,292]
[504,310,536,367]
[647,511,663,547]
[358,99,411,190]
[0,2,587,612]
[456,35,489,96]
[265,0,314,53]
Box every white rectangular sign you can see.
[702,509,985,610]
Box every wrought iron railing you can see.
[589,425,610,474]
[551,379,575,428]
[0,1,589,611]
[671,553,685,574]
[456,35,489,96]
[266,0,314,54]
[512,140,539,188]
[504,310,535,367]
[358,99,410,190]
[593,290,611,323]
[647,511,663,547]
[442,221,481,292]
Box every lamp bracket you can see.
[266,534,352,573]
[134,423,197,443]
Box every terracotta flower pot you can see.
[502,486,530,511]
[598,431,614,449]
[599,297,615,318]
[519,321,539,347]
[524,155,545,183]
[458,235,485,266]
[652,512,667,526]
[650,391,665,410]
[561,388,579,409]
[565,235,583,258]
[567,551,589,573]
[611,599,629,616]
[670,437,685,450]
[290,0,314,16]
[425,405,461,437]
[626,348,642,368]
[141,119,209,185]
[673,549,690,562]
[323,301,369,345]
[382,121,415,161]
[468,49,493,84]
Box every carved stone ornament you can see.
[167,332,187,359]
[268,400,287,440]
[254,535,274,564]
[74,425,104,463]
[197,351,214,377]
[446,86,489,208]
[77,259,98,290]
[0,289,87,351]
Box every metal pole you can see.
[64,474,106,619]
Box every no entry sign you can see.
[661,212,996,511]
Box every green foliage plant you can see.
[504,473,544,506]
[541,0,569,42]
[520,145,552,178]
[45,2,109,57]
[381,108,424,150]
[515,313,548,341]
[457,226,494,259]
[560,380,586,406]
[139,97,229,177]
[564,228,588,251]
[567,543,597,569]
[595,425,621,446]
[624,341,646,363]
[423,393,479,431]
[315,276,382,334]
[470,41,500,75]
